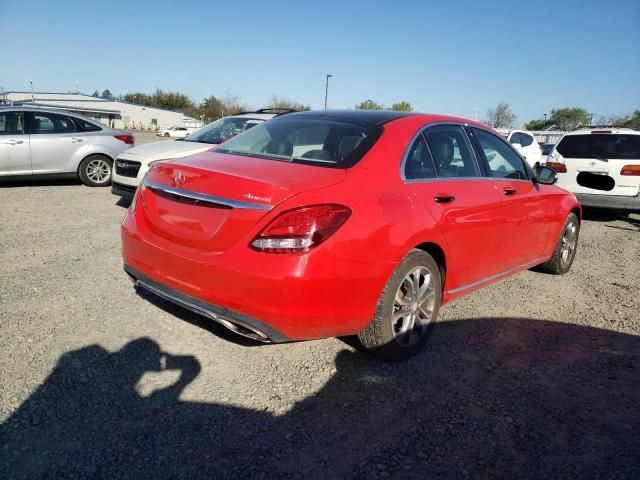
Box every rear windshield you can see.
[556,134,640,160]
[215,117,381,168]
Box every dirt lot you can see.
[1,182,638,479]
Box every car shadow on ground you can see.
[1,317,638,479]
[581,208,640,232]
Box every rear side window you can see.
[0,112,24,134]
[556,134,640,160]
[519,132,533,147]
[404,135,436,179]
[423,125,480,178]
[473,128,528,180]
[215,117,381,168]
[77,118,102,132]
[32,112,76,133]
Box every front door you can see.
[0,111,31,175]
[471,127,551,266]
[28,111,85,174]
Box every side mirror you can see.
[534,165,558,185]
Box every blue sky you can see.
[1,0,638,125]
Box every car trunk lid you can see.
[138,151,346,251]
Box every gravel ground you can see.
[0,182,638,479]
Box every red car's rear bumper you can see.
[121,212,395,342]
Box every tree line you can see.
[91,89,309,122]
[92,89,638,130]
[483,102,640,130]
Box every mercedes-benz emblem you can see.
[174,170,185,187]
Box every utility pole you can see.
[543,113,547,123]
[324,74,333,110]
[29,80,34,103]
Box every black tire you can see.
[164,132,170,137]
[78,154,113,187]
[358,249,442,361]
[535,213,580,275]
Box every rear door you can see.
[0,111,30,175]
[403,124,507,289]
[553,132,640,197]
[471,127,552,266]
[28,111,85,174]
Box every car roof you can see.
[278,109,415,125]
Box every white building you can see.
[0,91,201,131]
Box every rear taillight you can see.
[620,165,640,176]
[251,204,351,253]
[114,134,135,145]
[545,161,567,173]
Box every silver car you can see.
[0,106,134,186]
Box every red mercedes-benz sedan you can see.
[121,110,580,360]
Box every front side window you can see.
[404,135,436,179]
[556,134,640,160]
[0,112,24,135]
[182,117,264,144]
[423,125,479,178]
[473,128,528,180]
[215,117,380,168]
[32,112,76,134]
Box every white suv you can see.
[547,128,640,212]
[112,109,295,196]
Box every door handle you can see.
[7,139,24,145]
[503,188,518,196]
[70,138,83,143]
[434,195,455,204]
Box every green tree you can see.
[91,90,100,98]
[549,107,590,130]
[100,89,114,100]
[267,95,310,111]
[391,101,413,112]
[523,119,554,130]
[151,88,194,112]
[355,100,384,110]
[626,110,640,128]
[485,102,516,128]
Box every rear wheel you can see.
[358,250,442,361]
[164,132,170,137]
[536,213,579,274]
[78,154,113,187]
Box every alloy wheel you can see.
[392,266,437,347]
[86,159,111,184]
[560,220,578,267]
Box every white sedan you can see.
[156,126,191,138]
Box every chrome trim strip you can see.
[136,280,271,343]
[447,257,547,295]
[142,179,272,211]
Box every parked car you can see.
[540,142,555,156]
[112,109,295,196]
[156,126,191,138]
[546,128,640,212]
[506,130,543,167]
[0,106,134,186]
[121,110,581,361]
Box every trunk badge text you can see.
[243,193,271,203]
